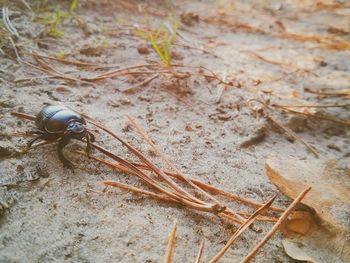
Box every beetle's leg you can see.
[85,133,91,155]
[57,137,74,169]
[89,131,95,143]
[27,135,43,149]
[85,131,95,157]
[24,133,44,153]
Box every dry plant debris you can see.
[247,99,320,158]
[157,188,310,263]
[209,195,277,263]
[194,240,205,263]
[266,157,350,262]
[266,157,350,233]
[240,187,311,263]
[164,222,177,263]
[305,87,350,97]
[18,52,235,98]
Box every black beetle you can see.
[27,104,95,169]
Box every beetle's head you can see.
[66,121,87,139]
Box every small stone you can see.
[137,44,150,55]
[16,164,24,173]
[180,12,199,26]
[185,124,193,132]
[0,141,17,158]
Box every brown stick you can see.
[123,74,159,92]
[79,151,284,213]
[137,164,284,212]
[91,143,223,213]
[33,55,68,76]
[11,111,36,121]
[103,180,242,225]
[194,240,205,263]
[248,51,292,69]
[127,115,248,223]
[305,87,350,96]
[267,115,319,158]
[84,115,219,208]
[247,99,319,158]
[187,178,284,213]
[209,195,277,263]
[83,63,160,81]
[169,64,233,85]
[164,222,177,263]
[31,52,101,68]
[103,180,174,202]
[237,213,278,222]
[80,152,244,224]
[274,105,350,126]
[127,115,224,206]
[84,70,170,82]
[92,143,188,204]
[240,187,311,263]
[272,103,350,108]
[22,60,85,84]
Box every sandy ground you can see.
[0,0,349,262]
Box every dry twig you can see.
[273,105,350,126]
[78,150,284,214]
[22,60,85,83]
[194,240,205,263]
[209,195,277,263]
[83,63,160,81]
[123,73,159,92]
[11,111,36,121]
[240,187,311,263]
[103,180,173,203]
[272,103,350,108]
[127,115,224,206]
[164,222,177,263]
[267,115,319,158]
[31,53,102,68]
[274,33,350,50]
[305,87,350,97]
[85,119,209,205]
[248,51,292,69]
[247,99,319,158]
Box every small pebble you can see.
[137,44,150,55]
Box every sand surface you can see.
[0,1,349,262]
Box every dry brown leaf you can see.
[266,157,350,262]
[282,211,314,236]
[282,239,318,263]
[265,157,350,232]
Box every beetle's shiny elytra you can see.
[36,105,86,136]
[27,105,95,169]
